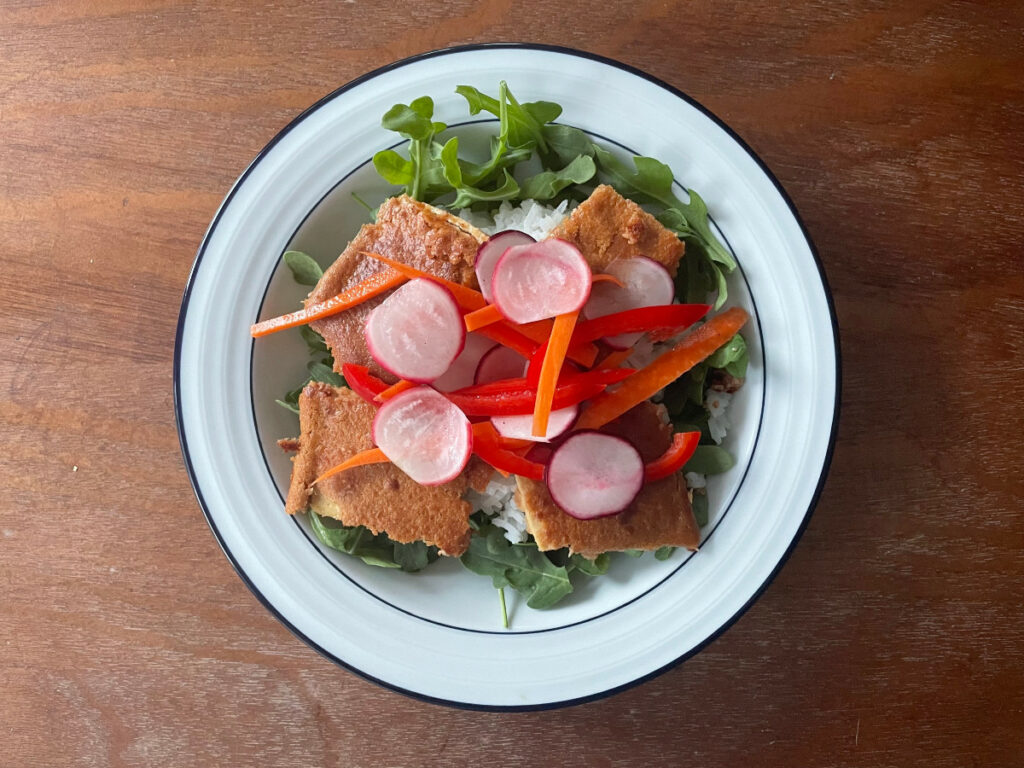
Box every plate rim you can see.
[173,41,842,711]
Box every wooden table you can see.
[3,1,1022,765]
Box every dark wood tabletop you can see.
[3,1,1022,765]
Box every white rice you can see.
[465,474,529,543]
[705,390,732,444]
[458,198,572,240]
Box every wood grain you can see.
[2,1,1023,765]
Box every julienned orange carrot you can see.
[532,310,580,437]
[375,379,416,402]
[575,307,749,431]
[250,269,407,337]
[515,319,597,366]
[596,348,634,370]
[591,273,626,288]
[463,304,504,332]
[312,447,390,485]
[360,251,487,310]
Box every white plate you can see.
[175,44,839,709]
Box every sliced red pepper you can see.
[644,431,701,482]
[572,304,711,345]
[454,368,633,399]
[341,363,389,404]
[473,425,546,480]
[526,343,582,388]
[446,380,606,416]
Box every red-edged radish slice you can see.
[371,386,472,485]
[492,404,578,443]
[364,278,465,383]
[545,431,644,519]
[474,345,528,385]
[475,230,535,303]
[583,256,675,349]
[490,238,592,324]
[433,333,496,392]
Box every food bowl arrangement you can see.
[175,44,839,709]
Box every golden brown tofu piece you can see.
[552,184,685,276]
[516,402,700,558]
[308,196,486,382]
[284,382,492,556]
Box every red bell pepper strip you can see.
[446,380,606,416]
[644,431,701,482]
[456,367,633,399]
[571,304,711,346]
[341,363,389,404]
[473,425,546,480]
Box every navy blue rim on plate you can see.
[173,42,842,712]
[248,119,767,636]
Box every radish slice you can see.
[475,230,535,302]
[583,256,675,349]
[371,386,472,485]
[545,431,644,519]
[490,238,592,324]
[364,278,465,383]
[433,333,496,392]
[474,345,528,385]
[492,404,578,443]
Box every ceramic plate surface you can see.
[175,44,839,709]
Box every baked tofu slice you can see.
[284,382,492,556]
[515,402,700,559]
[308,196,486,381]
[552,184,685,276]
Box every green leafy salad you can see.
[276,82,749,624]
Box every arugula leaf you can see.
[392,540,439,572]
[707,333,748,378]
[308,512,401,568]
[569,552,610,575]
[283,251,323,286]
[450,169,520,209]
[299,325,328,353]
[541,123,594,168]
[374,97,453,201]
[372,149,414,186]
[691,491,710,528]
[308,511,438,572]
[654,546,676,561]
[684,445,736,475]
[460,525,572,609]
[350,192,378,222]
[623,549,645,558]
[307,361,344,387]
[520,155,596,200]
[455,82,561,154]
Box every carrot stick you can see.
[312,447,390,485]
[250,269,407,337]
[360,251,486,310]
[514,319,597,366]
[532,310,580,437]
[592,273,626,288]
[374,379,416,402]
[575,307,749,431]
[463,304,504,332]
[596,348,634,370]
